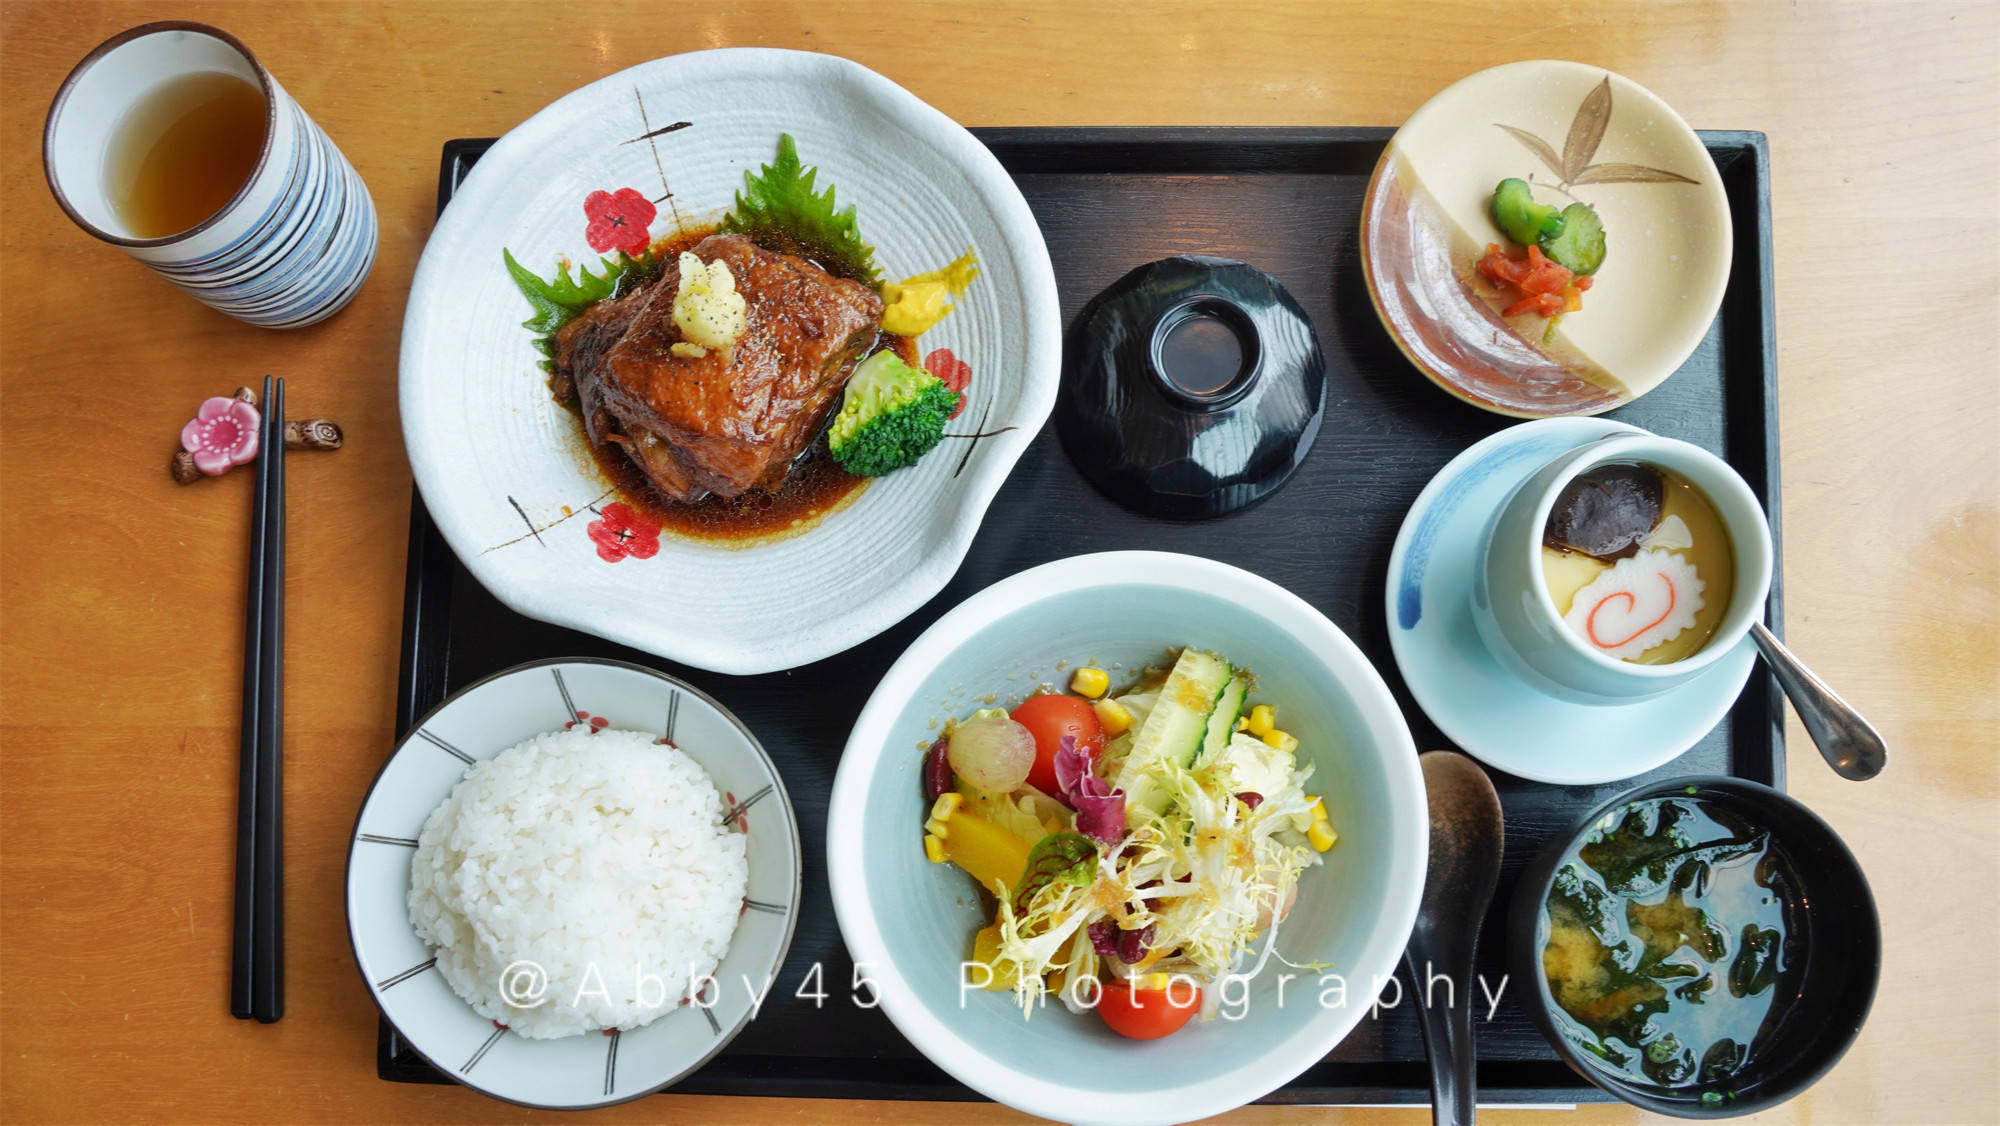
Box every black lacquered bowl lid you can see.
[1056,255,1327,519]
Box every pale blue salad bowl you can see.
[828,552,1427,1125]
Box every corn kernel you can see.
[1263,729,1299,754]
[1308,821,1338,852]
[1234,715,1250,732]
[1247,705,1275,737]
[923,834,947,863]
[1092,696,1132,736]
[923,816,948,839]
[1130,972,1172,992]
[930,791,964,821]
[1069,667,1110,699]
[1308,796,1327,822]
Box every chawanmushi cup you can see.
[1473,434,1774,703]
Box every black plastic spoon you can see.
[1404,751,1505,1126]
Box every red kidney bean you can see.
[922,738,953,801]
[1235,791,1264,810]
[1116,923,1156,964]
[1087,918,1119,957]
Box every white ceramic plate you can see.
[345,658,801,1109]
[1385,419,1756,784]
[400,49,1060,674]
[829,553,1427,1125]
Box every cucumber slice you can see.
[1539,202,1606,275]
[1114,649,1232,817]
[1194,676,1248,769]
[1491,177,1564,246]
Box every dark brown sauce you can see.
[589,430,868,544]
[558,225,911,546]
[735,226,880,288]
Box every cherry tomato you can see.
[1010,694,1104,795]
[1097,980,1201,1040]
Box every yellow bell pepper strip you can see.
[970,923,1020,991]
[935,804,1035,895]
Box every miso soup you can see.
[1540,796,1802,1094]
[1540,462,1734,664]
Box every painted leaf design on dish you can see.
[1561,76,1614,181]
[1496,124,1567,180]
[1496,74,1699,189]
[1571,162,1700,186]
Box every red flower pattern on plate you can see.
[924,348,972,420]
[583,188,657,257]
[723,791,750,833]
[565,710,611,732]
[586,502,661,562]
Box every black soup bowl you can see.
[1508,777,1879,1118]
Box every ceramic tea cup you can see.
[43,21,377,328]
[1473,433,1773,702]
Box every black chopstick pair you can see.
[231,375,284,1023]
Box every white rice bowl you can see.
[407,727,747,1039]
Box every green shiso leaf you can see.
[501,248,648,371]
[720,133,880,287]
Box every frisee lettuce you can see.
[720,133,880,287]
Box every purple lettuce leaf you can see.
[1053,735,1127,844]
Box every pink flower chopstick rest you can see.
[181,396,262,476]
[170,386,341,484]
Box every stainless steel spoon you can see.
[1750,622,1888,781]
[1405,750,1505,1126]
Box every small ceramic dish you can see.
[1361,60,1731,417]
[1055,256,1326,518]
[1385,419,1756,784]
[401,48,1061,674]
[345,658,801,1109]
[1508,776,1879,1116]
[827,552,1426,1125]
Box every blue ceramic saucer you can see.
[1385,418,1758,785]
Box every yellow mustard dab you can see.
[881,247,980,336]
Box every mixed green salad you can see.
[922,648,1337,1039]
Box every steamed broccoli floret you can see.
[827,350,961,477]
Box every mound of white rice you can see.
[407,727,748,1039]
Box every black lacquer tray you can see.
[379,128,1782,1106]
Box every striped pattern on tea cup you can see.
[44,22,378,329]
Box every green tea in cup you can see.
[105,68,266,240]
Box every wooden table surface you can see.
[3,2,1994,1123]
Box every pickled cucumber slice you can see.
[1491,178,1565,245]
[1540,202,1607,275]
